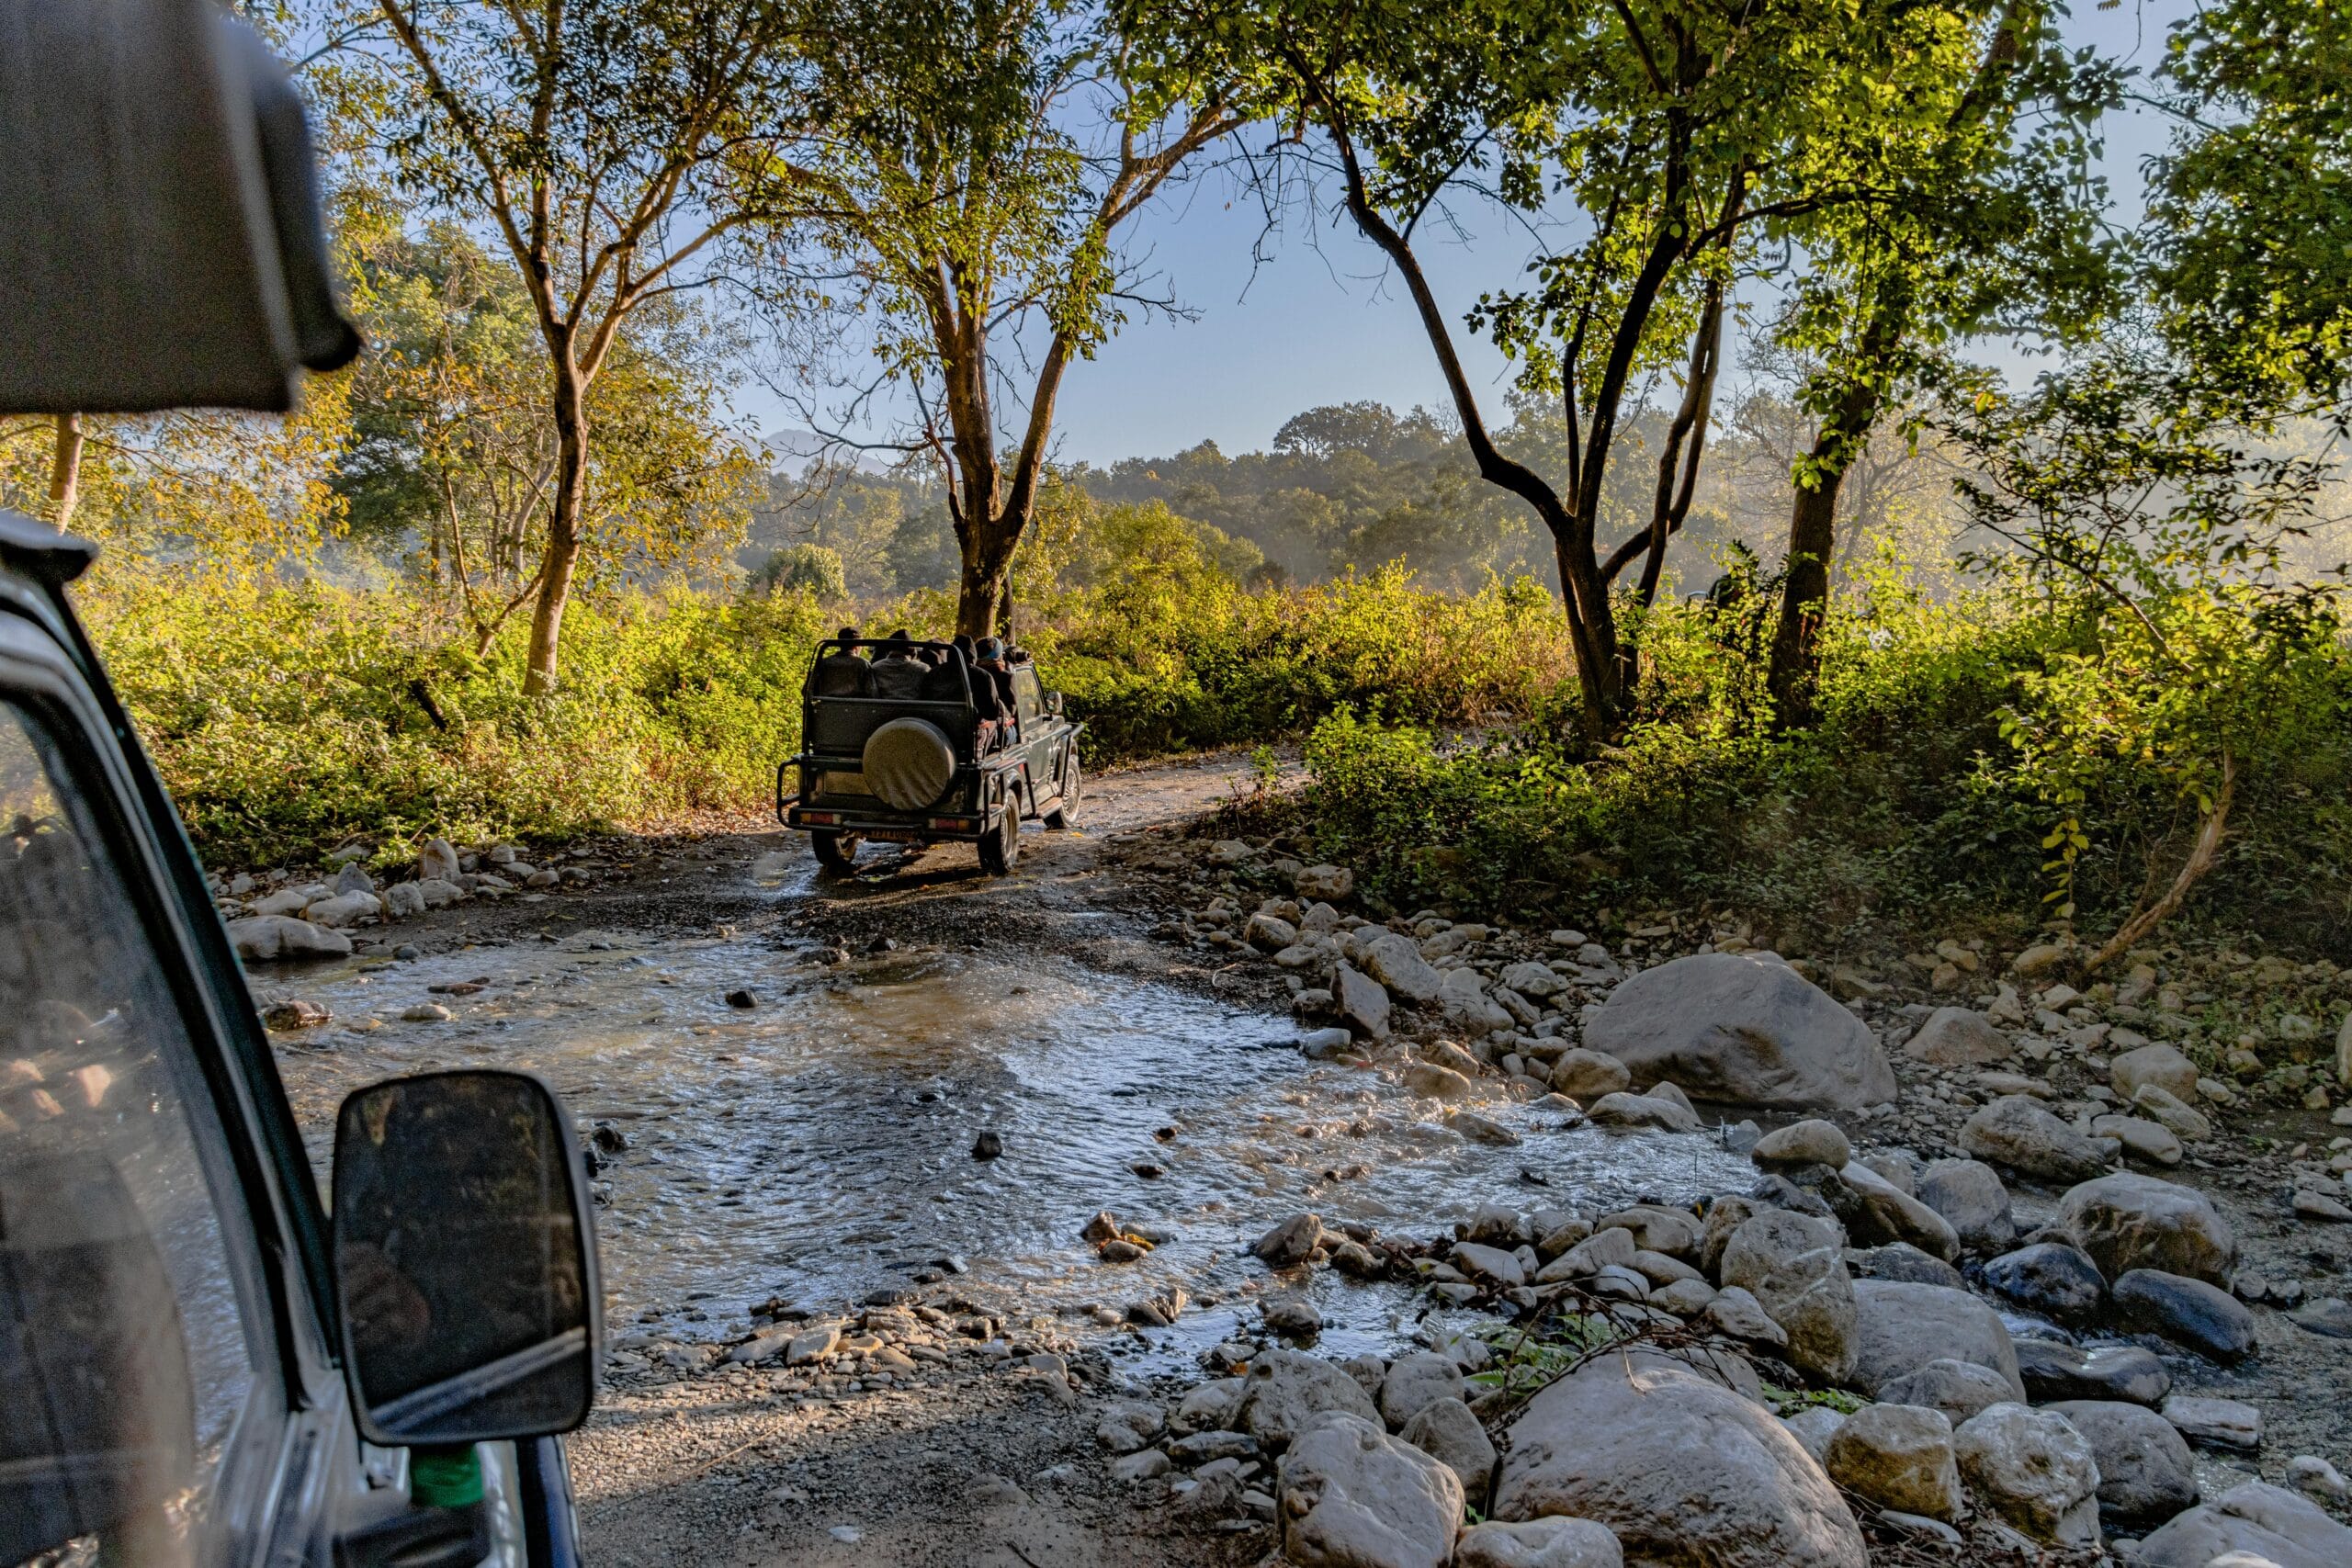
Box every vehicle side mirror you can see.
[332,1071,599,1446]
[1046,692,1064,716]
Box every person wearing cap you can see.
[868,628,930,700]
[812,626,869,696]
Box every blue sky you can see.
[739,2,2188,468]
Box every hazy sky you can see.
[738,2,2188,468]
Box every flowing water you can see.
[268,866,1750,1355]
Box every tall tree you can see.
[1760,0,2118,725]
[347,0,816,692]
[800,0,1245,637]
[1126,0,2046,738]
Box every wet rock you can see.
[1875,1358,2017,1427]
[1493,1350,1867,1568]
[2014,1340,2170,1406]
[1850,1278,2023,1400]
[1451,1110,1520,1146]
[1300,1027,1356,1059]
[401,1002,452,1023]
[1097,1402,1167,1454]
[1438,969,1513,1035]
[1718,1210,1857,1383]
[785,1323,840,1365]
[227,915,353,962]
[1535,1225,1635,1282]
[1265,1300,1323,1339]
[1404,1060,1475,1101]
[1453,1242,1524,1287]
[971,1130,1002,1160]
[249,887,313,918]
[1250,913,1302,952]
[2290,1295,2352,1337]
[1849,1241,1963,1289]
[1336,964,1392,1039]
[1826,1160,1960,1260]
[1957,1096,2111,1185]
[2113,1269,2256,1361]
[1824,1403,1962,1521]
[261,998,330,1031]
[1980,1243,2107,1326]
[2161,1394,2262,1450]
[1378,1351,1464,1430]
[1595,1203,1701,1258]
[2057,1171,2235,1285]
[1397,1395,1495,1509]
[1905,1007,2010,1066]
[2111,1042,2199,1104]
[1279,1413,1462,1568]
[1751,1119,1850,1169]
[1581,951,1896,1111]
[1584,1090,1699,1134]
[303,891,379,928]
[1242,1349,1381,1450]
[1951,1403,2101,1545]
[1700,1284,1788,1350]
[1453,1517,1623,1568]
[1545,1049,1631,1101]
[2135,1480,2352,1568]
[725,987,757,1009]
[2045,1399,2197,1529]
[1255,1213,1325,1268]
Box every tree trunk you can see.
[48,413,83,530]
[1765,368,1883,727]
[525,367,587,697]
[954,525,1012,639]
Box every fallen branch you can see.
[2084,753,2235,975]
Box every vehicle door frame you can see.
[0,594,339,1556]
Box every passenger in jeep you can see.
[868,631,930,700]
[813,627,869,696]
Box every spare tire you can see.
[861,716,956,810]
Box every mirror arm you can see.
[333,1500,490,1568]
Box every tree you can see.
[2145,0,2352,413]
[339,222,763,650]
[1760,0,2119,725]
[346,0,817,691]
[1125,0,2053,739]
[799,0,1246,637]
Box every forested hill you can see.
[749,393,1956,601]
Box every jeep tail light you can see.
[928,816,975,831]
[801,811,839,826]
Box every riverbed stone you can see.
[1362,932,1444,1004]
[1905,1008,2011,1066]
[2045,1399,2198,1529]
[1453,1517,1623,1568]
[1493,1350,1867,1568]
[1242,1349,1382,1450]
[1584,1090,1700,1133]
[2132,1082,2213,1141]
[1700,1284,1788,1349]
[2091,1112,2184,1166]
[1915,1157,2016,1256]
[2057,1171,2234,1285]
[1378,1352,1464,1431]
[1336,964,1391,1039]
[1279,1413,1462,1568]
[1824,1404,1962,1521]
[2113,1269,2256,1361]
[1849,1278,2023,1400]
[2132,1480,2352,1568]
[1980,1243,2108,1325]
[417,837,460,881]
[1849,1241,1963,1289]
[1498,960,1568,999]
[1875,1358,2017,1427]
[2161,1394,2263,1450]
[2014,1340,2171,1406]
[1397,1395,1495,1510]
[1405,1061,1475,1102]
[1173,1378,1249,1435]
[1752,1119,1850,1169]
[1958,1096,2111,1185]
[1581,951,1897,1110]
[1718,1210,1857,1383]
[1826,1161,1960,1260]
[1250,913,1302,952]
[2111,1042,2199,1104]
[227,914,354,961]
[1255,1213,1325,1268]
[1951,1403,2102,1546]
[1295,864,1354,903]
[1546,1050,1631,1102]
[1780,1405,1847,1464]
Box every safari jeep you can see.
[777,637,1083,874]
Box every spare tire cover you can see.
[861,716,956,810]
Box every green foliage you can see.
[82,568,829,865]
[752,542,850,601]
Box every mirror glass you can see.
[332,1070,597,1444]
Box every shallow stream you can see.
[269,865,1750,1356]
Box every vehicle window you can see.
[0,699,270,1568]
[1012,669,1042,724]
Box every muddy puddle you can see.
[266,874,1750,1355]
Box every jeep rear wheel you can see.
[811,830,860,874]
[976,807,1019,875]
